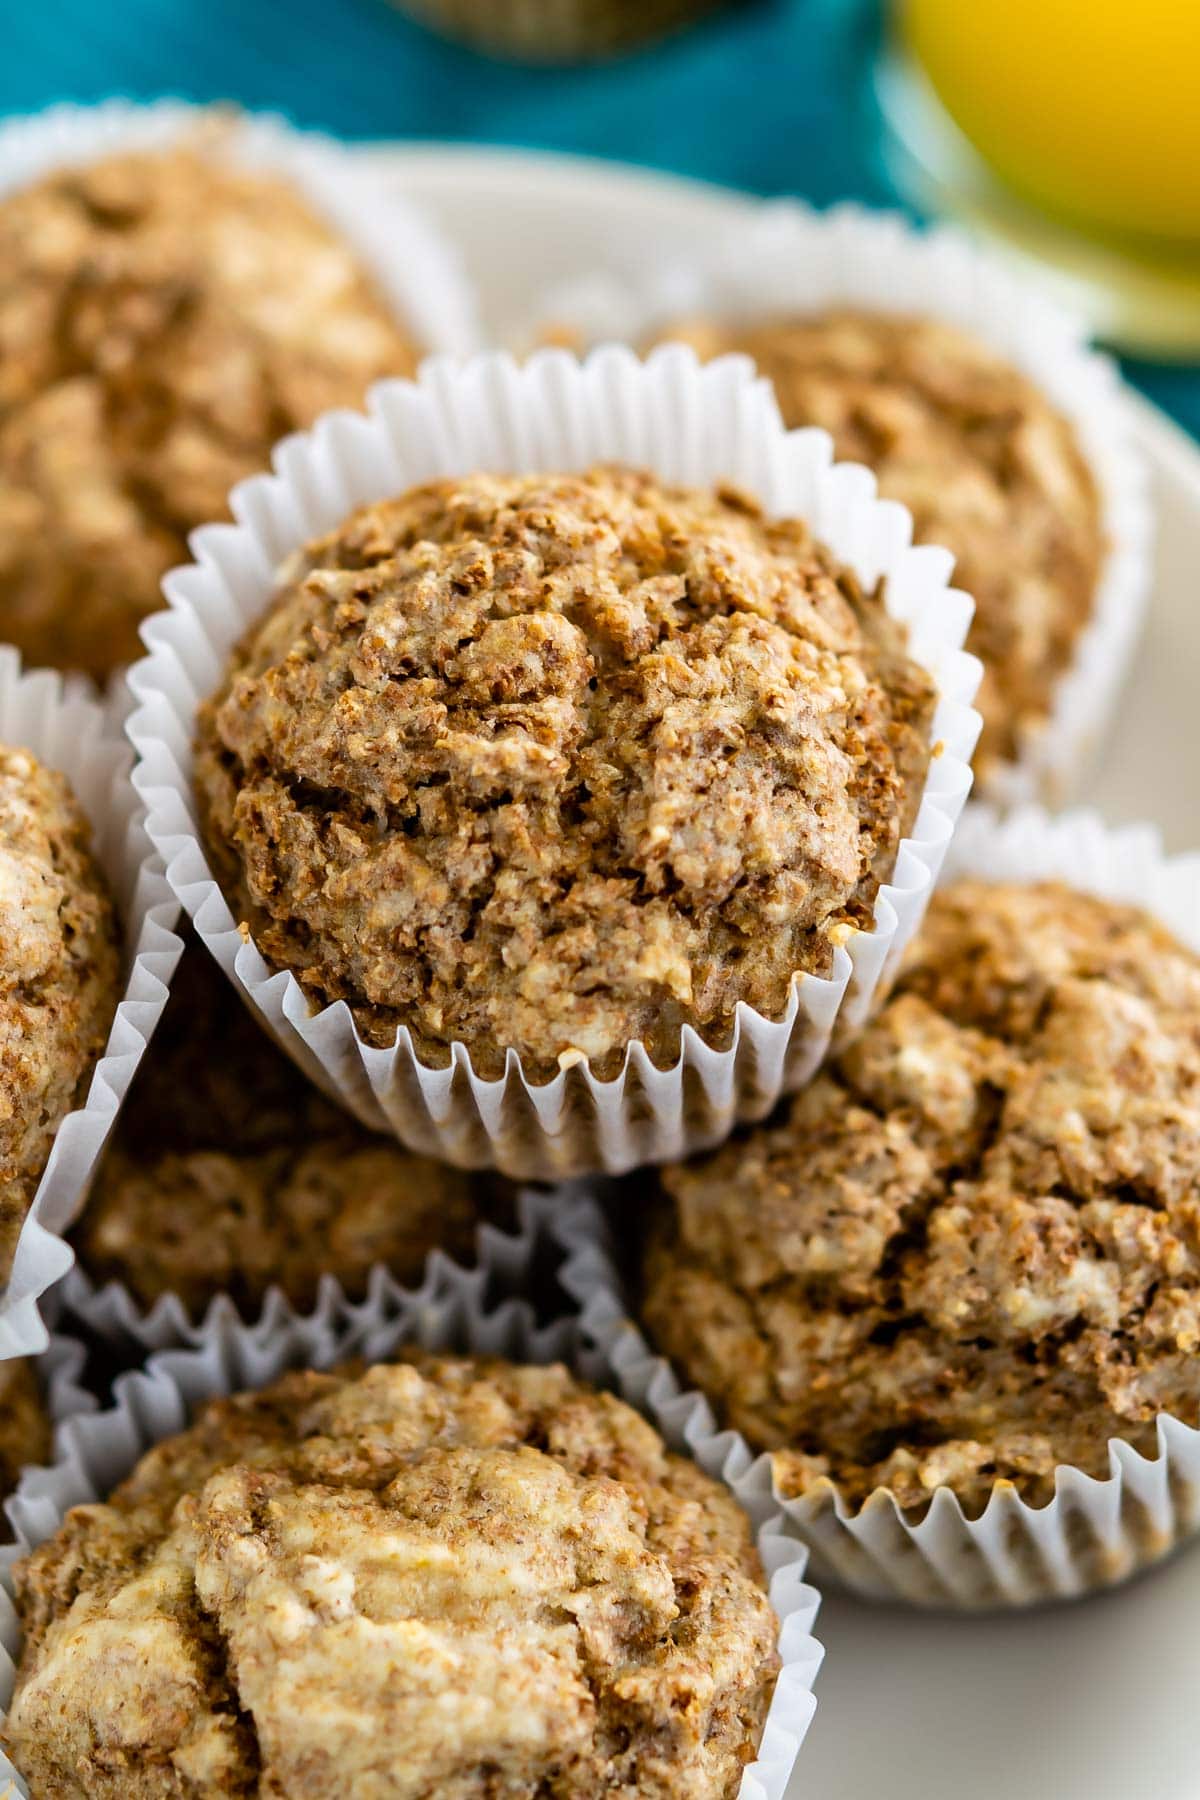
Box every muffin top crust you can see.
[0,745,120,1286]
[660,309,1102,775]
[74,945,487,1316]
[0,139,419,679]
[195,465,935,1081]
[0,1358,51,1505]
[8,1351,779,1798]
[642,879,1200,1515]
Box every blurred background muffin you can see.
[387,0,725,62]
[660,307,1103,783]
[0,130,421,680]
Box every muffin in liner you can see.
[53,931,534,1356]
[0,98,480,362]
[552,806,1200,1607]
[54,1181,557,1358]
[531,200,1152,807]
[0,653,181,1360]
[0,1245,823,1799]
[0,1334,95,1524]
[388,0,719,60]
[128,345,981,1180]
[0,101,482,684]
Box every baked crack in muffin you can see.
[0,745,120,1285]
[0,1358,51,1514]
[0,139,420,678]
[73,946,489,1316]
[660,310,1102,778]
[5,1352,780,1797]
[642,879,1200,1516]
[195,465,935,1081]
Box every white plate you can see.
[368,145,1200,1800]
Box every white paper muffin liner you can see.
[549,807,1200,1606]
[530,200,1153,808]
[0,652,182,1361]
[127,345,982,1180]
[0,98,480,360]
[21,1334,94,1436]
[0,1333,96,1539]
[0,1246,823,1799]
[52,1181,564,1356]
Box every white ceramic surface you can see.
[359,144,1200,1800]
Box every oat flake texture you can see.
[6,1352,780,1798]
[0,745,120,1288]
[194,465,934,1083]
[643,878,1200,1517]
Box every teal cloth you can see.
[1,0,1196,435]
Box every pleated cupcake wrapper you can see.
[127,344,982,1180]
[0,652,182,1361]
[390,0,715,60]
[23,1334,93,1435]
[51,1182,565,1356]
[529,199,1153,808]
[0,1331,95,1557]
[0,1247,824,1800]
[549,806,1200,1607]
[0,98,481,360]
[0,1332,97,1539]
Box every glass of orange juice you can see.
[878,0,1200,353]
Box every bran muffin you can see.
[0,139,420,679]
[641,879,1200,1517]
[5,1351,780,1797]
[390,0,718,60]
[73,947,489,1317]
[0,1358,52,1510]
[660,309,1103,778]
[0,745,120,1286]
[194,465,935,1082]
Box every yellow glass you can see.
[880,0,1200,351]
[900,0,1200,245]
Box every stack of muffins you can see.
[0,100,1188,1800]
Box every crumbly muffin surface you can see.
[643,879,1200,1515]
[0,140,418,678]
[662,309,1102,774]
[195,465,934,1080]
[0,746,120,1285]
[74,946,484,1315]
[0,1358,51,1504]
[7,1352,779,1798]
